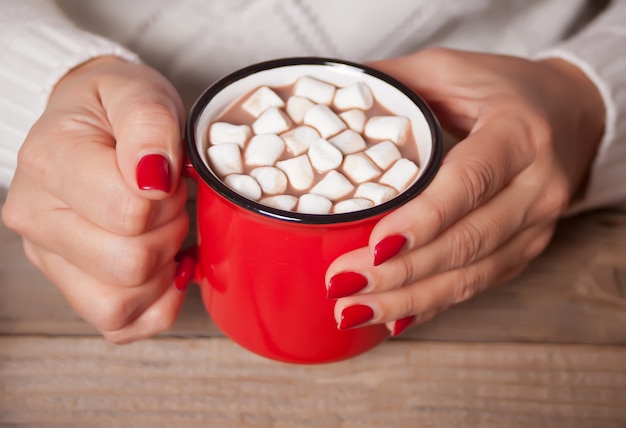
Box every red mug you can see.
[184,57,442,364]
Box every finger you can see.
[368,117,534,259]
[102,67,185,199]
[24,239,181,335]
[333,222,554,328]
[368,49,483,133]
[21,203,189,287]
[15,121,190,236]
[385,308,440,337]
[101,281,187,344]
[328,177,536,295]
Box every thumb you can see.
[368,48,479,136]
[103,62,185,200]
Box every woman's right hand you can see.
[2,56,191,344]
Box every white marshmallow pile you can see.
[206,75,420,214]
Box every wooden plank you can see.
[2,200,626,344]
[1,337,625,427]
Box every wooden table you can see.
[1,198,626,427]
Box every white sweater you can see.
[1,0,626,212]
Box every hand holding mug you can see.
[2,57,190,344]
[327,48,606,335]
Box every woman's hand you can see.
[326,48,605,335]
[2,57,191,343]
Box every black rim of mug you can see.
[185,57,443,225]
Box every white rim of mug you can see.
[185,57,443,225]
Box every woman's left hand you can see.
[325,48,605,335]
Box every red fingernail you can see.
[392,315,415,337]
[137,154,171,192]
[327,272,368,299]
[174,255,195,292]
[339,304,374,330]
[373,235,407,266]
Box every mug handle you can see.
[172,150,202,291]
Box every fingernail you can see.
[339,304,374,330]
[137,154,171,192]
[174,254,195,292]
[373,234,407,266]
[392,315,415,337]
[327,272,368,299]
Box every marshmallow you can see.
[365,140,402,170]
[310,170,355,201]
[333,198,374,214]
[209,122,252,148]
[252,107,292,135]
[333,82,374,111]
[379,159,419,191]
[242,86,285,117]
[303,104,347,139]
[286,96,315,123]
[329,129,367,155]
[308,138,343,172]
[281,126,319,156]
[364,116,410,145]
[261,195,298,211]
[342,152,381,184]
[354,182,397,205]
[339,109,366,133]
[294,76,336,105]
[297,194,333,214]
[276,154,315,191]
[224,174,262,201]
[244,134,285,166]
[250,166,288,195]
[207,143,243,177]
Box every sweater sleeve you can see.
[538,0,626,214]
[0,0,139,190]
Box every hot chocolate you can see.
[204,75,421,214]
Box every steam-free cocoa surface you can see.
[206,80,421,205]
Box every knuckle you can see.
[396,254,419,288]
[16,137,50,178]
[447,222,485,268]
[17,128,64,190]
[112,240,156,287]
[423,196,447,236]
[539,179,571,219]
[459,159,495,208]
[1,198,25,233]
[123,98,180,132]
[527,110,554,152]
[100,304,177,345]
[511,103,555,162]
[93,295,134,332]
[110,195,154,236]
[147,306,178,335]
[395,287,420,319]
[526,175,571,221]
[451,268,487,305]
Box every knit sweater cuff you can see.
[538,2,626,214]
[0,0,140,189]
